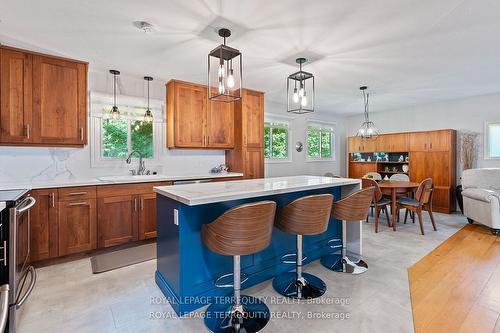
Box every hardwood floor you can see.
[409,224,500,333]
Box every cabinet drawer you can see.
[97,181,172,197]
[59,186,96,201]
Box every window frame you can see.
[264,115,293,164]
[306,120,336,162]
[485,121,500,160]
[90,91,164,168]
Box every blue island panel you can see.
[156,186,342,315]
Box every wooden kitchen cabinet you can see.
[0,48,32,144]
[241,89,264,148]
[166,80,234,149]
[347,136,377,152]
[97,194,138,248]
[244,147,265,179]
[348,162,378,179]
[376,133,408,152]
[58,198,97,256]
[30,189,59,261]
[0,45,88,147]
[138,193,157,240]
[409,130,452,152]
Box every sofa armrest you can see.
[462,188,500,203]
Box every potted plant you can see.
[456,131,478,213]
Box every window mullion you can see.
[269,127,274,159]
[127,119,132,155]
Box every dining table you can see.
[378,180,420,230]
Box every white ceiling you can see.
[1,0,500,115]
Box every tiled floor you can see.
[19,212,467,333]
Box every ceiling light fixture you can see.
[109,70,121,120]
[287,58,314,114]
[356,86,380,139]
[208,28,242,102]
[144,76,153,123]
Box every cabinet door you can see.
[361,138,377,152]
[431,186,453,213]
[58,199,96,255]
[206,100,234,148]
[97,195,138,248]
[375,135,390,152]
[244,147,264,179]
[138,193,157,240]
[242,90,264,148]
[380,133,408,152]
[348,162,378,179]
[428,130,450,152]
[32,55,87,145]
[409,132,429,151]
[348,137,362,152]
[173,82,206,148]
[0,48,32,143]
[30,189,58,261]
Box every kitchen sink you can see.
[97,175,165,182]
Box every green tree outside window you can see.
[264,122,289,159]
[307,126,334,159]
[102,118,154,159]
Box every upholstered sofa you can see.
[461,168,500,235]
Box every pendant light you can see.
[208,28,242,102]
[109,70,121,120]
[143,76,153,123]
[356,86,380,139]
[287,58,314,114]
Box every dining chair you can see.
[389,174,410,181]
[362,178,391,232]
[364,172,382,181]
[396,178,437,235]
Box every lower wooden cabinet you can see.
[138,193,157,240]
[97,195,138,248]
[30,189,58,261]
[244,148,264,179]
[348,162,378,179]
[58,199,97,255]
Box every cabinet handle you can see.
[424,143,427,149]
[134,198,138,212]
[25,124,30,139]
[430,143,433,149]
[51,193,55,208]
[140,197,144,210]
[68,192,87,196]
[80,128,84,141]
[68,202,87,206]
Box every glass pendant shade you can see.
[143,76,153,123]
[208,28,242,102]
[356,86,380,139]
[109,69,121,120]
[287,58,314,114]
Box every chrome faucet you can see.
[126,151,146,175]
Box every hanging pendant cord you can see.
[147,80,150,110]
[113,74,117,107]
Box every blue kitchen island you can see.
[153,176,361,315]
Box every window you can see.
[264,119,290,161]
[486,122,500,159]
[90,92,163,167]
[307,122,335,160]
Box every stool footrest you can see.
[214,272,249,288]
[280,253,308,265]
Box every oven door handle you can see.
[0,284,9,332]
[16,266,36,309]
[16,196,36,215]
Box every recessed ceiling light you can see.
[133,21,154,33]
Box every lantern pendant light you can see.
[287,58,315,114]
[208,28,242,102]
[109,70,121,120]
[143,76,153,123]
[356,86,380,139]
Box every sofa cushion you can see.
[462,188,500,203]
[462,168,500,191]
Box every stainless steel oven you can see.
[1,191,36,333]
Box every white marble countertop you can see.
[0,172,244,191]
[154,175,361,206]
[0,202,5,213]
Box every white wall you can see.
[264,100,346,178]
[345,93,500,178]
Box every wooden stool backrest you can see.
[201,201,276,256]
[275,194,334,236]
[331,187,374,221]
[362,178,382,202]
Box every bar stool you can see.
[273,194,333,300]
[321,187,374,275]
[201,201,276,333]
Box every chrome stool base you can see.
[204,295,270,333]
[273,272,326,300]
[321,253,368,275]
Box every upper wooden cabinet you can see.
[409,130,452,152]
[241,89,264,148]
[347,136,376,153]
[0,48,32,144]
[376,133,408,152]
[166,80,234,149]
[0,45,88,147]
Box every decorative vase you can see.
[402,164,409,173]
